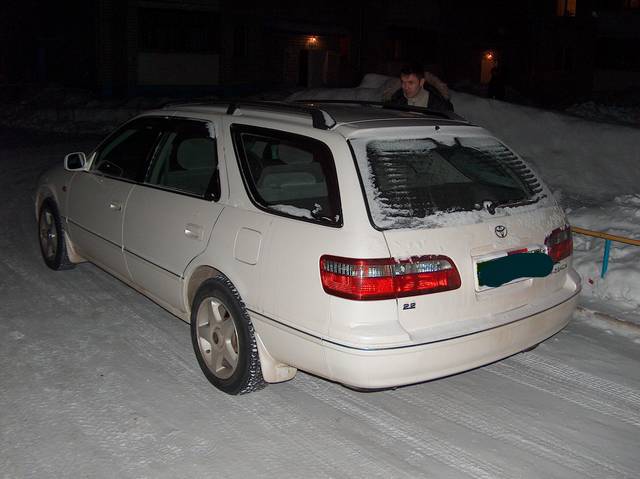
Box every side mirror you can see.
[64,152,87,171]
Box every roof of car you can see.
[299,101,468,125]
[161,100,470,131]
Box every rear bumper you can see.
[253,270,580,389]
[323,290,579,389]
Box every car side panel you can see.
[201,207,273,314]
[123,185,224,311]
[66,171,133,279]
[35,165,73,219]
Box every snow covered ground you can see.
[1,82,639,477]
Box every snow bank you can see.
[454,93,640,203]
[568,195,640,322]
[289,73,401,103]
[566,100,640,127]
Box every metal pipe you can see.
[572,226,640,247]
[601,239,612,279]
[572,226,640,280]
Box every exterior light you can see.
[306,36,319,49]
[485,51,494,61]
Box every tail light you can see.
[320,255,461,301]
[545,225,572,263]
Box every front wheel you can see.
[190,276,266,395]
[38,199,74,271]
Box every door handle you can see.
[109,201,122,211]
[184,223,203,240]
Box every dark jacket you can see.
[390,83,454,112]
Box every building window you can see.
[556,0,577,16]
[139,8,220,53]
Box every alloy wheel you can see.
[39,209,58,262]
[195,296,239,380]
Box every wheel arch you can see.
[183,261,254,317]
[34,187,59,220]
[185,264,224,313]
[183,263,296,384]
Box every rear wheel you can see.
[190,276,265,395]
[38,199,74,271]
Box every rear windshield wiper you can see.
[482,197,538,214]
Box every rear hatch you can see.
[348,126,573,340]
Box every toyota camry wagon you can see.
[35,100,580,394]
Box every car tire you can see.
[190,276,266,395]
[38,199,75,271]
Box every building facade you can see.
[3,0,637,105]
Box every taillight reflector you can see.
[545,225,572,263]
[320,255,461,301]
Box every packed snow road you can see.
[1,128,639,478]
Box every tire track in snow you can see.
[92,308,290,477]
[55,386,201,474]
[246,388,411,479]
[396,385,637,479]
[486,357,640,427]
[513,353,640,408]
[0,266,260,474]
[107,291,405,479]
[5,323,217,477]
[293,374,510,479]
[56,343,273,478]
[2,353,188,477]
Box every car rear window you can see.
[350,135,543,229]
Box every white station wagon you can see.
[35,100,580,394]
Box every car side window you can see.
[144,119,220,200]
[92,119,161,181]
[232,125,342,226]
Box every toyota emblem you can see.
[495,225,508,238]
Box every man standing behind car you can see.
[389,63,454,112]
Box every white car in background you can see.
[35,100,580,394]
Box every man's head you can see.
[400,64,425,99]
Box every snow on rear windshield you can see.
[351,136,544,230]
